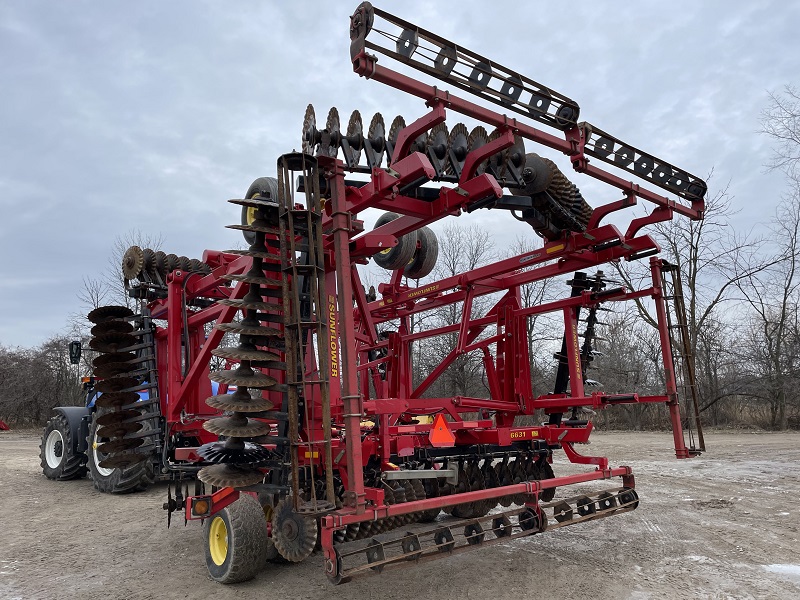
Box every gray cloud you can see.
[1,0,797,346]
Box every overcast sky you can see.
[1,1,798,348]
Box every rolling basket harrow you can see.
[40,2,707,585]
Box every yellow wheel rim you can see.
[246,205,257,226]
[208,516,228,566]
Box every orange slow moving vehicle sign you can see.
[428,414,455,448]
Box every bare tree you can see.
[735,193,800,429]
[0,336,84,426]
[615,185,768,419]
[762,85,800,179]
[416,222,497,398]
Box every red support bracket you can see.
[561,441,609,469]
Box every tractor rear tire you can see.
[205,494,269,584]
[86,410,155,494]
[40,413,87,481]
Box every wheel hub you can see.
[44,429,65,468]
[208,516,229,566]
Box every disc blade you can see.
[87,305,134,324]
[302,103,317,154]
[198,464,265,488]
[98,452,149,469]
[95,377,139,393]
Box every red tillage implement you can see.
[53,2,707,584]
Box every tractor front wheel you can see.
[205,494,269,584]
[40,413,87,481]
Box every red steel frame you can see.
[305,34,701,553]
[169,10,702,577]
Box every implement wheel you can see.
[205,494,268,584]
[40,413,87,480]
[241,177,279,245]
[372,212,419,271]
[404,226,438,279]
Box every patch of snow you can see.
[764,564,800,583]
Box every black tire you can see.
[372,212,419,271]
[86,410,155,494]
[404,225,439,279]
[40,413,87,481]
[256,494,281,563]
[205,494,269,584]
[241,177,279,245]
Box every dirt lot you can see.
[1,430,799,600]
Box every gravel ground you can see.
[1,429,799,599]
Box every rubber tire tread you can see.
[86,410,155,494]
[404,226,439,279]
[205,494,268,584]
[372,212,419,271]
[40,413,88,481]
